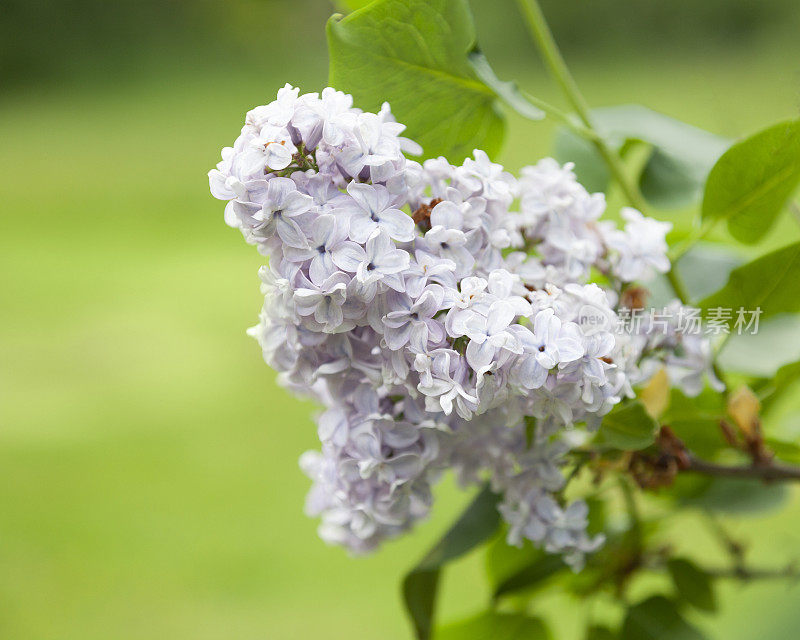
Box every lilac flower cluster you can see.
[209,85,716,568]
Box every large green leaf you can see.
[621,596,708,640]
[554,105,729,208]
[702,119,800,244]
[436,612,550,640]
[667,558,717,613]
[403,485,501,640]
[327,0,505,162]
[596,401,658,451]
[699,241,800,325]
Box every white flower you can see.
[416,349,478,418]
[605,207,672,282]
[515,309,585,390]
[283,214,361,285]
[461,301,523,371]
[354,230,410,293]
[292,87,355,148]
[232,177,313,249]
[293,273,352,333]
[403,251,457,299]
[382,286,446,351]
[337,111,407,181]
[342,182,415,243]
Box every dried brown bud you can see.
[411,198,442,232]
[620,286,649,311]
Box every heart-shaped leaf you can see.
[328,0,505,162]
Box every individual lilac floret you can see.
[342,182,415,243]
[230,177,313,250]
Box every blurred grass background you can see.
[1,1,800,638]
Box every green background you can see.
[2,1,800,638]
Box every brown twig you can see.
[706,563,800,582]
[684,455,800,482]
[627,426,800,487]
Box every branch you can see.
[685,454,800,482]
[515,0,649,214]
[647,556,800,583]
[707,563,800,582]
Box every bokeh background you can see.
[2,1,800,638]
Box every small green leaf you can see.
[554,105,728,207]
[436,612,551,640]
[596,401,658,450]
[327,0,505,163]
[699,241,800,325]
[403,485,501,640]
[702,119,800,244]
[667,558,717,612]
[622,596,709,640]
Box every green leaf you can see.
[667,558,717,612]
[586,626,618,640]
[702,119,800,244]
[596,401,658,450]
[553,127,609,194]
[468,50,545,121]
[436,612,551,640]
[327,0,505,163]
[680,476,789,515]
[487,540,566,600]
[554,105,728,207]
[765,437,800,464]
[717,314,800,377]
[755,359,800,413]
[485,531,538,591]
[662,388,726,458]
[403,485,501,640]
[621,596,709,640]
[699,241,800,325]
[673,244,743,302]
[333,0,375,11]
